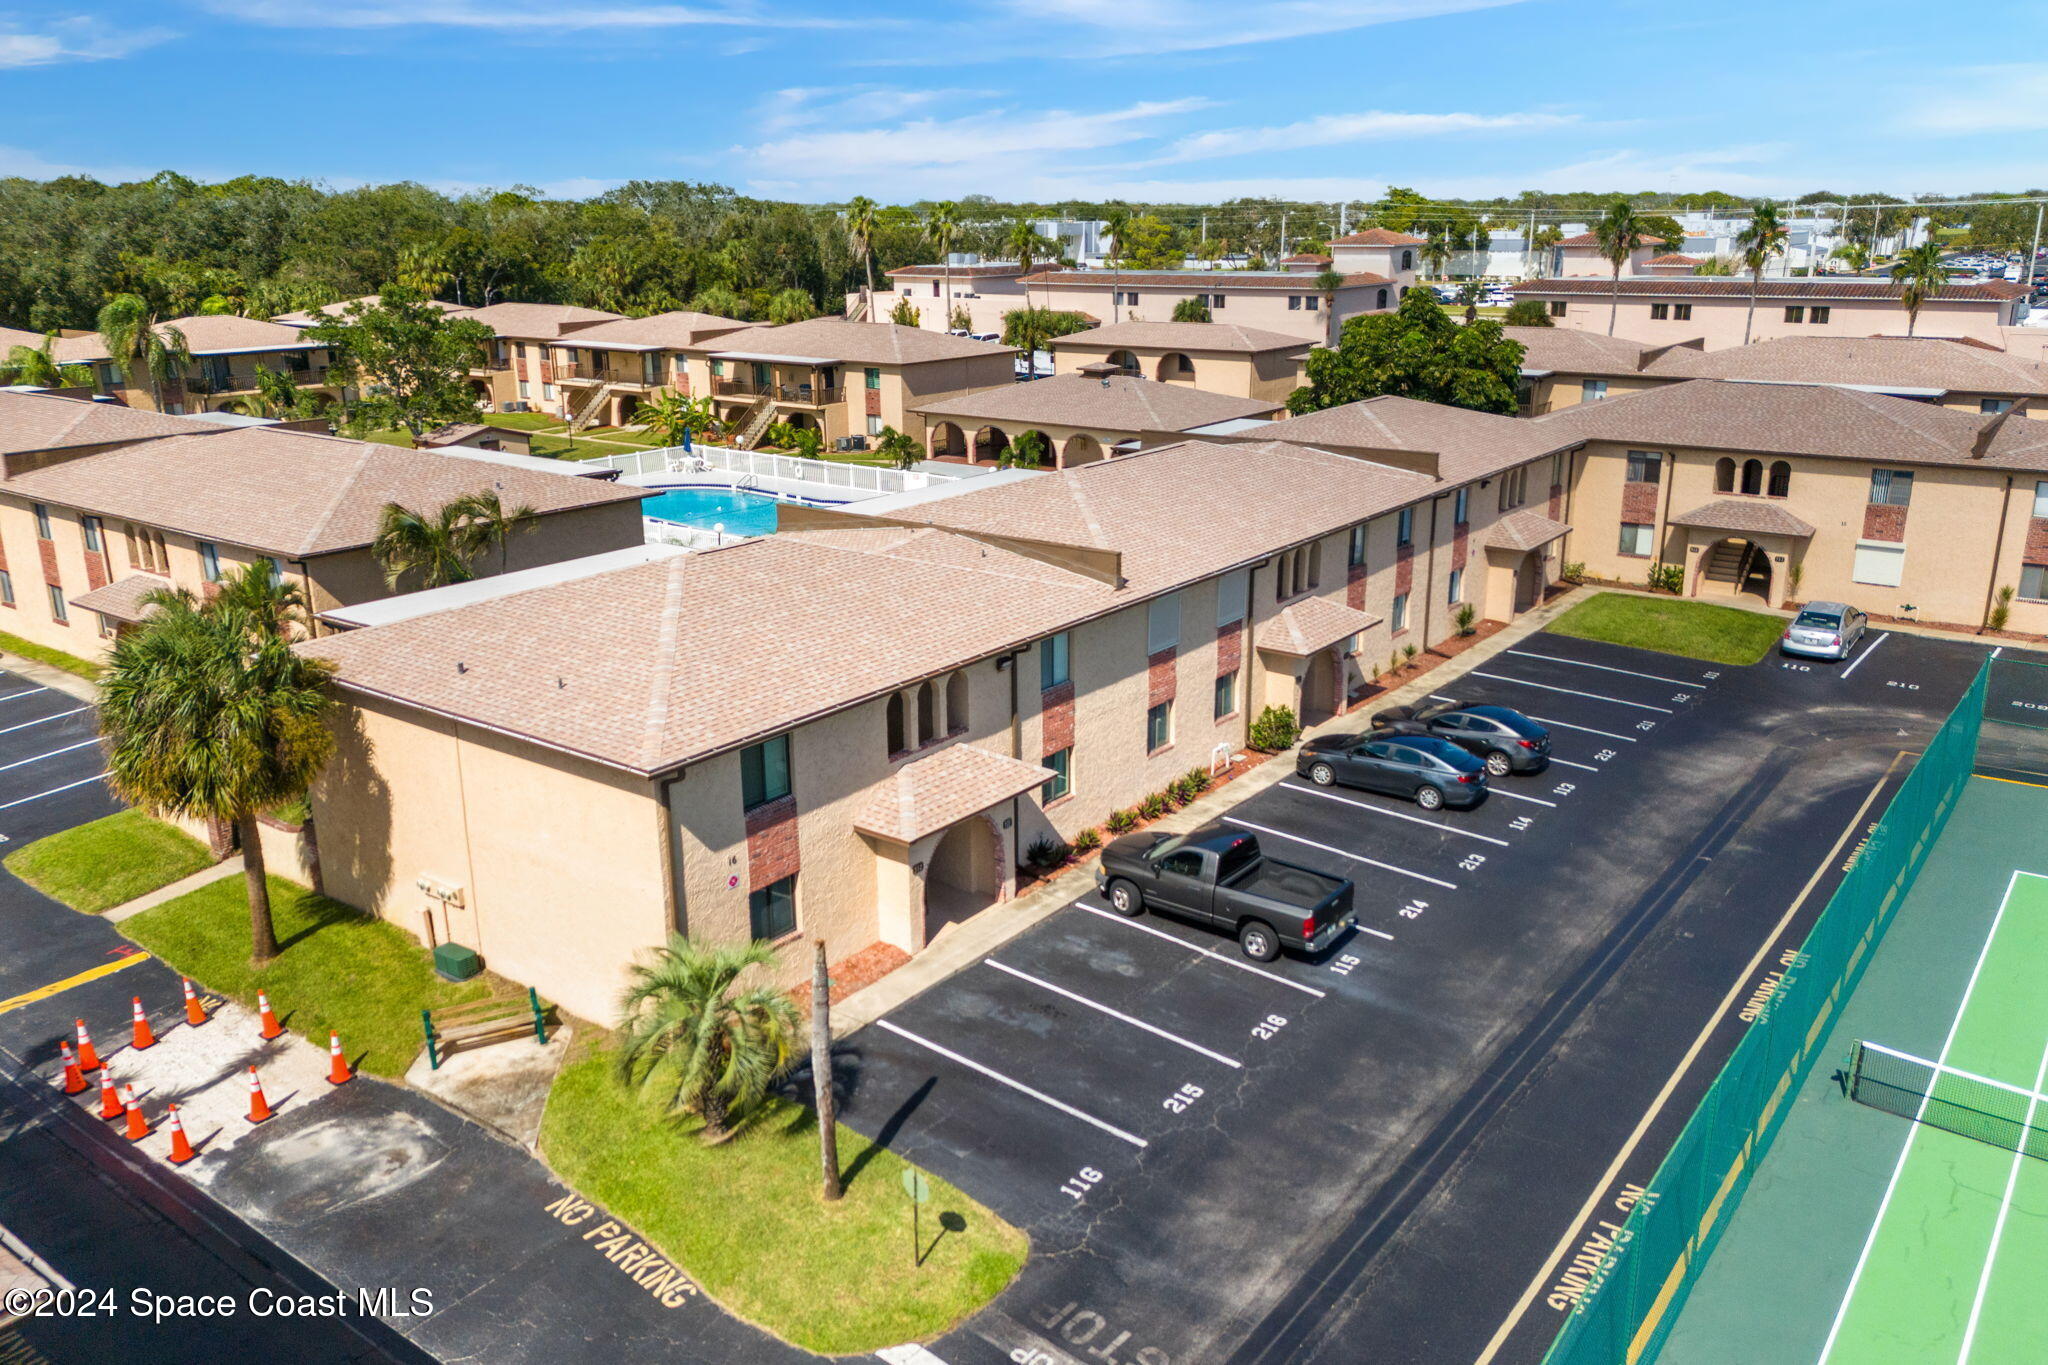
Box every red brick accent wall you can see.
[1346,561,1367,609]
[865,389,882,417]
[1216,620,1242,674]
[1620,481,1659,522]
[744,794,801,891]
[1549,483,1564,520]
[1394,541,1414,594]
[36,538,59,587]
[674,371,690,396]
[2024,516,2048,566]
[1148,648,1177,706]
[84,550,108,591]
[515,358,528,381]
[1451,523,1469,572]
[1862,503,1907,543]
[540,359,555,384]
[1040,681,1075,756]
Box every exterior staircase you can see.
[847,290,871,323]
[567,382,616,435]
[734,394,777,450]
[1701,539,1752,590]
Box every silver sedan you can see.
[1781,601,1868,661]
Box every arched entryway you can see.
[1107,349,1141,375]
[972,425,1010,463]
[928,421,968,460]
[1697,537,1772,602]
[1301,648,1339,726]
[1155,352,1197,383]
[1062,432,1105,467]
[925,814,1003,940]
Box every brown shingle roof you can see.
[1644,254,1701,266]
[1261,597,1383,656]
[1278,253,1333,265]
[1329,229,1426,247]
[853,743,1057,843]
[1059,321,1312,355]
[1482,509,1572,552]
[885,262,1034,280]
[0,390,226,456]
[69,573,172,624]
[53,315,318,364]
[269,296,465,326]
[554,311,748,350]
[1514,277,2025,302]
[1237,394,1580,483]
[451,302,622,340]
[1669,500,1817,537]
[1016,269,1392,290]
[1641,335,2048,397]
[3,426,643,558]
[911,374,1277,432]
[699,318,1015,365]
[1506,326,1670,378]
[0,325,45,352]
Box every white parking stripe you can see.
[0,686,50,704]
[1076,902,1329,998]
[1467,670,1673,713]
[1523,714,1639,742]
[1839,630,1889,679]
[1359,927,1395,941]
[983,958,1243,1068]
[1222,817,1459,890]
[0,739,99,773]
[0,706,89,737]
[1546,756,1600,772]
[1281,781,1509,846]
[0,771,109,811]
[1504,650,1704,688]
[1488,787,1558,808]
[875,1019,1150,1148]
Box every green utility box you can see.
[433,942,482,982]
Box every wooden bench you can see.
[422,988,550,1070]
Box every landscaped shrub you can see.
[1024,835,1071,873]
[1647,562,1685,594]
[1403,643,1419,663]
[1249,704,1301,752]
[1989,584,2015,632]
[1166,775,1196,805]
[1071,828,1102,855]
[1105,808,1138,835]
[1454,603,1477,635]
[1182,766,1212,795]
[1561,561,1586,584]
[1140,792,1169,820]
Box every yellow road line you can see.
[1975,774,2048,790]
[0,952,152,1016]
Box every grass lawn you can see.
[541,1052,1027,1354]
[0,628,101,680]
[124,874,489,1075]
[1548,590,1786,665]
[5,810,213,914]
[482,411,569,433]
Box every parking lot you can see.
[836,623,2002,1365]
[0,670,116,848]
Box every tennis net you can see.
[1847,1039,2048,1161]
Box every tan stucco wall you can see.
[1533,295,2016,349]
[1050,343,1305,403]
[1524,373,1668,415]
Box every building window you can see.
[1582,379,1608,402]
[2034,480,2048,518]
[1146,700,1173,753]
[2022,564,2048,601]
[31,504,50,540]
[1396,507,1414,547]
[915,681,936,745]
[1853,542,1905,587]
[1288,296,1302,311]
[1217,567,1248,626]
[748,874,797,940]
[1715,457,1735,493]
[1347,524,1366,567]
[1811,307,1830,324]
[1305,295,1320,311]
[1448,568,1463,603]
[867,414,884,436]
[1650,303,1670,320]
[96,613,114,640]
[1869,469,1914,506]
[1767,461,1791,497]
[1674,304,1693,321]
[865,367,881,390]
[1206,293,1225,310]
[1040,631,1070,690]
[886,692,906,754]
[1042,747,1072,803]
[518,381,531,399]
[1619,522,1653,557]
[1118,291,1140,307]
[1550,300,1567,317]
[1147,594,1181,653]
[1376,288,1389,308]
[1213,671,1237,721]
[1783,306,1805,324]
[1625,450,1662,483]
[47,584,66,623]
[1391,593,1409,632]
[740,734,791,810]
[1986,398,2016,415]
[82,516,102,553]
[198,541,224,582]
[1453,487,1470,524]
[1498,465,1530,511]
[0,570,13,607]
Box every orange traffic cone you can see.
[182,978,209,1028]
[97,1069,123,1120]
[75,1019,101,1072]
[257,991,283,1041]
[58,1042,86,1095]
[122,1086,149,1141]
[246,1068,272,1125]
[164,1105,196,1164]
[130,997,156,1051]
[325,1031,352,1086]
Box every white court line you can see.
[875,1018,1149,1148]
[1505,650,1705,688]
[0,771,109,811]
[0,739,99,773]
[1076,902,1328,998]
[1816,869,2048,1363]
[1839,631,1890,680]
[1223,817,1458,891]
[1281,780,1509,846]
[1488,786,1558,808]
[1523,714,1640,743]
[1959,1031,2048,1362]
[1546,756,1600,773]
[0,686,50,704]
[0,706,89,737]
[983,958,1243,1068]
[1467,670,1673,713]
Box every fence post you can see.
[422,1009,440,1071]
[528,986,547,1045]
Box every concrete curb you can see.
[104,857,245,923]
[830,587,1591,1039]
[0,649,98,704]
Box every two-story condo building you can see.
[1013,269,1399,347]
[1050,321,1310,404]
[541,310,749,429]
[912,373,1284,466]
[48,315,342,416]
[1509,277,2028,348]
[453,301,624,413]
[872,261,1036,336]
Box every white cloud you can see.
[998,0,1526,56]
[199,0,834,31]
[0,144,157,181]
[756,86,997,135]
[0,19,173,67]
[1153,109,1579,165]
[1900,64,2048,134]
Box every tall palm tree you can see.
[1104,207,1132,323]
[1735,201,1789,344]
[96,293,192,412]
[1420,222,1455,280]
[4,333,94,389]
[925,202,961,333]
[845,196,879,317]
[1593,198,1644,336]
[1832,242,1871,274]
[615,936,802,1143]
[1890,241,1947,337]
[1005,217,1055,311]
[372,490,537,590]
[99,565,335,965]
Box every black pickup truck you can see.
[1095,824,1355,961]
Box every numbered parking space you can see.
[0,676,113,848]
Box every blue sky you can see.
[3,0,2045,202]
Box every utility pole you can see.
[1280,212,1288,258]
[2027,204,2044,294]
[1339,202,1349,236]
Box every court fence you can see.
[1540,657,1988,1365]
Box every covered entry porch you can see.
[1669,500,1815,611]
[1481,509,1573,621]
[1256,596,1383,726]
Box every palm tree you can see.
[846,196,880,318]
[99,565,336,965]
[1832,242,1872,275]
[614,936,802,1143]
[1421,222,1455,279]
[1735,201,1789,344]
[1531,223,1564,277]
[4,333,93,389]
[372,490,537,590]
[247,364,309,420]
[926,202,961,332]
[1593,198,1643,337]
[767,288,816,325]
[96,294,192,411]
[641,391,718,448]
[1104,207,1132,323]
[1005,218,1055,309]
[1890,241,1947,337]
[873,425,921,469]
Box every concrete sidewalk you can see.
[0,649,98,704]
[104,856,244,922]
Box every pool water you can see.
[641,487,783,537]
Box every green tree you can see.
[1104,206,1133,322]
[1531,223,1564,275]
[890,298,921,328]
[614,936,802,1143]
[925,202,961,335]
[1171,297,1212,323]
[96,293,192,411]
[1503,298,1554,327]
[1890,241,1948,337]
[689,286,748,320]
[1288,288,1524,415]
[766,288,816,324]
[371,490,537,590]
[845,196,880,312]
[1007,429,1051,467]
[98,564,336,965]
[640,391,717,447]
[1593,198,1644,336]
[1691,255,1737,276]
[873,424,921,469]
[1420,222,1454,279]
[246,363,319,420]
[1833,242,1872,274]
[305,289,495,441]
[1636,214,1687,256]
[1735,201,1789,344]
[3,333,94,388]
[1114,215,1185,270]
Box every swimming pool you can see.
[640,486,783,537]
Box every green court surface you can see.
[1660,776,2048,1365]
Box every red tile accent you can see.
[1394,542,1414,594]
[674,373,690,396]
[84,550,108,591]
[1451,523,1469,572]
[1040,681,1075,755]
[36,538,59,587]
[1620,481,1659,521]
[1148,648,1177,705]
[1346,561,1367,610]
[1862,502,1907,542]
[745,794,800,890]
[540,360,555,384]
[865,389,882,417]
[515,358,528,381]
[1548,483,1564,520]
[1216,619,1242,674]
[2024,516,2048,565]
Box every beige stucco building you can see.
[1051,321,1309,404]
[1013,268,1400,347]
[912,372,1283,467]
[1510,277,2027,349]
[44,314,342,416]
